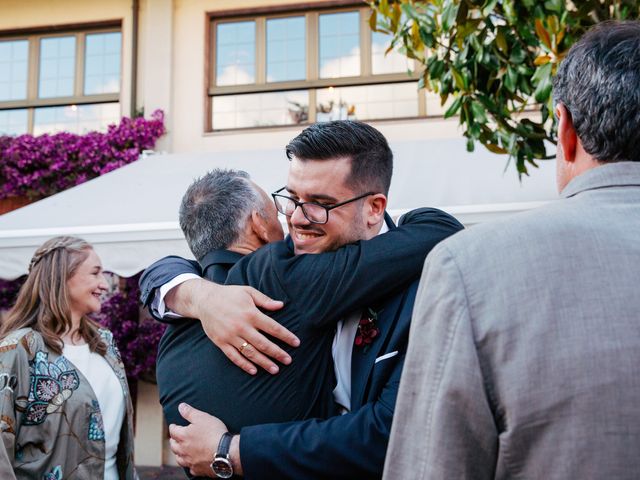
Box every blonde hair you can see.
[0,236,107,356]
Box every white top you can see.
[63,343,125,480]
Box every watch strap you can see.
[216,432,232,457]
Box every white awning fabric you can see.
[0,138,558,279]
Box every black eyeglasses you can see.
[271,187,375,225]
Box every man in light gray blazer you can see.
[384,21,640,480]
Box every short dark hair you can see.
[179,169,261,260]
[553,20,640,163]
[285,120,393,195]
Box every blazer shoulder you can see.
[228,241,292,299]
[398,207,464,230]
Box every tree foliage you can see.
[369,0,639,176]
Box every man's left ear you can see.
[250,210,270,245]
[364,194,387,227]
[556,103,578,163]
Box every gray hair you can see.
[179,169,263,260]
[552,20,640,163]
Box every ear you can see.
[250,209,271,245]
[364,194,387,228]
[556,103,577,163]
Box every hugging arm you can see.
[139,256,294,375]
[140,209,462,373]
[139,256,202,323]
[273,207,463,328]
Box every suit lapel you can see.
[350,292,405,409]
[350,212,399,409]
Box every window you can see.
[0,26,122,136]
[208,7,445,131]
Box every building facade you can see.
[0,0,463,152]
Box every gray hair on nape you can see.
[552,20,640,163]
[179,168,262,260]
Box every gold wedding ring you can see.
[239,341,249,353]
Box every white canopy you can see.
[0,138,558,279]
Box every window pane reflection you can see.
[216,21,256,86]
[212,90,308,129]
[319,12,360,78]
[85,32,121,95]
[316,82,418,121]
[0,109,28,136]
[371,31,411,75]
[266,17,305,82]
[0,40,29,101]
[39,36,76,98]
[33,102,120,135]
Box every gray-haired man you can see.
[385,20,640,479]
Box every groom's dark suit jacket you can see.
[241,280,421,480]
[140,209,463,479]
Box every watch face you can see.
[211,457,233,479]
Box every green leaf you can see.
[442,0,460,32]
[534,80,553,103]
[419,27,435,48]
[428,58,445,78]
[451,67,466,90]
[444,95,463,118]
[496,28,509,55]
[544,0,563,14]
[509,45,526,64]
[532,61,552,84]
[471,100,488,123]
[504,66,518,92]
[466,137,475,152]
[400,3,419,21]
[482,0,500,16]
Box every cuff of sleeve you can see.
[152,273,201,318]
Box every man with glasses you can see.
[141,121,463,479]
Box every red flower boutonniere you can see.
[355,307,380,351]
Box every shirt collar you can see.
[199,249,244,275]
[561,161,640,199]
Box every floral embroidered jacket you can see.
[0,327,137,479]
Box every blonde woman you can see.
[0,236,136,479]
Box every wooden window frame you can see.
[205,4,425,132]
[0,21,122,134]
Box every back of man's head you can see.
[285,120,393,195]
[553,20,640,163]
[179,169,259,260]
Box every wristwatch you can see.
[211,432,234,478]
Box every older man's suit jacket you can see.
[385,162,640,479]
[140,209,463,479]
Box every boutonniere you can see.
[355,307,380,351]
